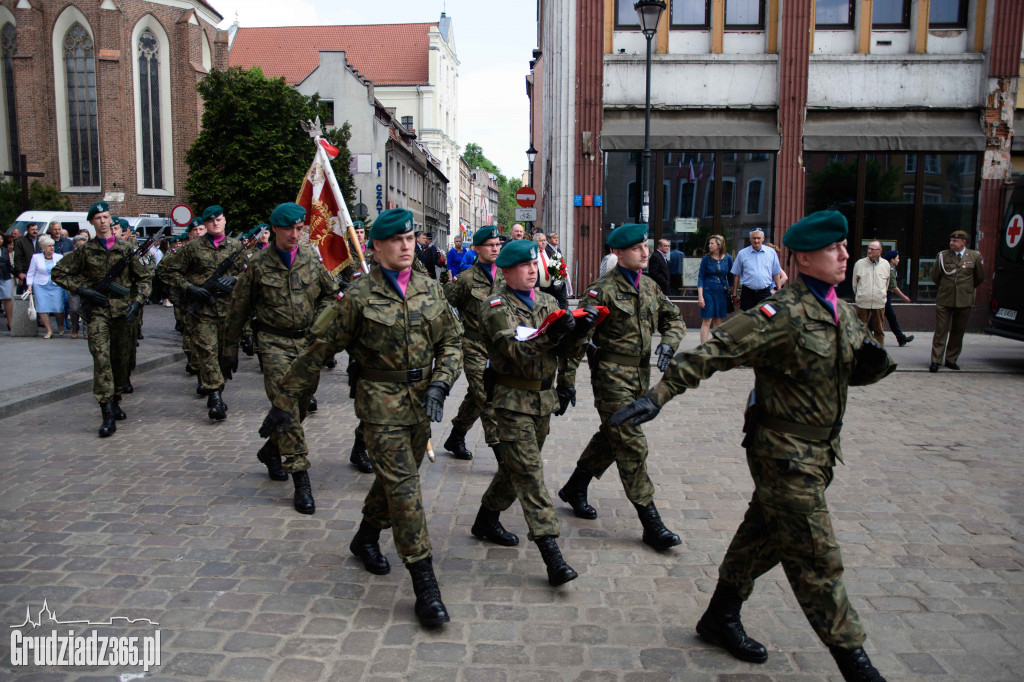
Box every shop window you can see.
[671,0,711,28]
[746,179,763,215]
[924,154,940,174]
[816,0,854,28]
[873,0,910,28]
[721,179,736,216]
[904,154,917,174]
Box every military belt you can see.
[463,329,484,343]
[494,373,555,391]
[756,409,842,441]
[361,366,431,383]
[600,350,650,368]
[255,320,308,339]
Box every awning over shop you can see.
[601,109,780,151]
[803,110,985,152]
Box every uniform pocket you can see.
[363,302,398,327]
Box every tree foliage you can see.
[186,66,355,233]
[0,179,72,228]
[462,142,524,230]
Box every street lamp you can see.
[526,144,537,187]
[635,0,665,227]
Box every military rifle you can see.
[81,227,169,316]
[185,225,268,318]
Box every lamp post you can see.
[634,0,665,228]
[526,144,538,233]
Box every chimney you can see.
[364,79,374,101]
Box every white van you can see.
[7,210,94,239]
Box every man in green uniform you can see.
[163,205,244,420]
[223,203,338,514]
[442,225,503,461]
[558,223,685,550]
[260,208,462,628]
[611,211,893,682]
[116,218,149,395]
[929,229,984,372]
[475,239,600,584]
[51,202,151,437]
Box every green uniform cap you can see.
[370,208,415,241]
[201,205,224,222]
[473,225,500,245]
[782,210,848,252]
[949,229,969,240]
[87,201,110,220]
[607,223,648,249]
[353,220,364,230]
[187,217,203,230]
[495,238,539,268]
[269,202,305,227]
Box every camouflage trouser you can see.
[719,452,865,649]
[450,338,498,445]
[177,307,193,357]
[577,383,656,506]
[128,305,143,372]
[361,420,432,564]
[261,351,317,473]
[86,312,131,403]
[482,409,559,541]
[191,313,228,391]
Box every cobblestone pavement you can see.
[1,339,1022,681]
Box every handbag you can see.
[713,258,735,314]
[25,292,36,321]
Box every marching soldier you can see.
[163,206,243,420]
[222,203,338,514]
[260,208,462,628]
[51,202,151,437]
[442,225,503,461]
[475,239,599,585]
[611,211,894,682]
[558,223,685,550]
[929,229,984,372]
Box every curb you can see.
[0,351,185,421]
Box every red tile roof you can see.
[228,23,437,86]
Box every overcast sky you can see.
[209,0,537,181]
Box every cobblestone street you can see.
[1,331,1022,681]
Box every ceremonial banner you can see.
[296,139,353,276]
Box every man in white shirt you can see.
[851,240,889,344]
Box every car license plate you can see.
[995,308,1017,321]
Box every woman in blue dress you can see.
[696,234,733,344]
[25,235,67,339]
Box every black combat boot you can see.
[406,557,450,627]
[196,377,210,396]
[308,395,318,413]
[123,379,134,394]
[256,441,288,481]
[324,354,337,369]
[829,646,887,682]
[634,501,682,550]
[443,428,473,460]
[110,396,127,421]
[557,467,597,519]
[291,471,315,514]
[349,436,373,473]
[535,536,578,587]
[471,506,519,546]
[207,390,227,420]
[349,520,390,574]
[98,402,117,438]
[185,362,196,375]
[695,582,768,663]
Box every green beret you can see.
[87,202,109,220]
[495,238,539,268]
[269,202,305,227]
[370,208,415,241]
[201,205,224,222]
[188,217,203,230]
[782,211,848,252]
[473,225,500,245]
[118,218,130,231]
[950,230,969,240]
[607,223,648,250]
[353,220,364,230]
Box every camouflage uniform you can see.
[162,236,244,392]
[647,276,895,649]
[51,238,153,403]
[479,285,574,540]
[443,261,504,447]
[275,267,462,563]
[572,270,684,505]
[224,244,337,472]
[156,246,193,361]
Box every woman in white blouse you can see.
[26,235,67,339]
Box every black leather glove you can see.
[422,381,448,423]
[239,335,255,357]
[554,385,576,416]
[655,343,674,372]
[78,287,108,307]
[259,405,292,438]
[124,301,141,323]
[220,354,239,381]
[186,284,216,306]
[216,275,237,293]
[609,391,662,427]
[547,310,576,338]
[569,306,600,339]
[854,338,889,374]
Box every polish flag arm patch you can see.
[490,299,503,307]
[759,303,777,318]
[588,289,599,297]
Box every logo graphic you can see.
[10,600,161,671]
